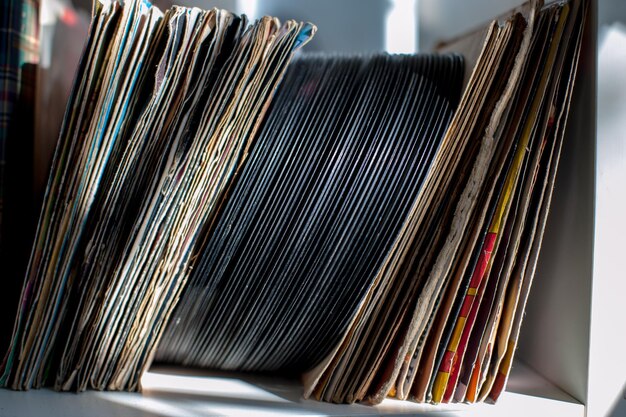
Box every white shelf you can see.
[5,1,622,416]
[0,361,583,417]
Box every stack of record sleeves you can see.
[1,0,315,392]
[1,0,586,406]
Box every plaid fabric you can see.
[0,0,40,247]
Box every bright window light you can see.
[385,0,418,54]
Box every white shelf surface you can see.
[0,360,583,417]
